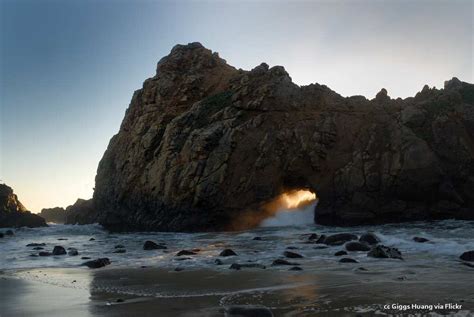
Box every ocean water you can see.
[1,203,473,272]
[1,205,474,316]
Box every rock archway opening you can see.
[259,189,318,227]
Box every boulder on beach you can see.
[52,246,66,255]
[324,233,358,246]
[359,233,380,245]
[82,258,111,269]
[367,245,403,260]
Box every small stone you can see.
[271,259,300,266]
[252,237,262,241]
[334,250,348,256]
[225,305,273,317]
[81,257,91,260]
[176,250,196,256]
[174,267,184,272]
[413,237,429,243]
[339,258,358,263]
[113,249,126,254]
[289,266,303,271]
[316,235,326,244]
[89,238,95,241]
[308,233,318,240]
[26,243,46,247]
[39,251,52,256]
[33,247,44,250]
[219,249,237,257]
[143,240,167,250]
[52,246,67,255]
[229,263,266,270]
[283,251,303,258]
[5,230,14,236]
[116,299,125,303]
[215,259,224,265]
[114,245,125,249]
[68,248,79,256]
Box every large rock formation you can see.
[39,207,67,223]
[84,42,472,232]
[0,184,47,228]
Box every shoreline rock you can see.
[0,184,47,228]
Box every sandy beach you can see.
[1,264,473,317]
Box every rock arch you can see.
[85,43,474,232]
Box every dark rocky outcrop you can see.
[67,43,474,232]
[39,207,68,223]
[0,184,46,228]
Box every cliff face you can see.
[0,184,46,228]
[89,43,473,232]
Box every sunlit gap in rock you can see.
[260,190,318,227]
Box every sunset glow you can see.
[280,190,317,209]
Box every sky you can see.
[1,0,472,212]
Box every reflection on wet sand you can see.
[1,263,473,317]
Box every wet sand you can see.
[1,265,473,316]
